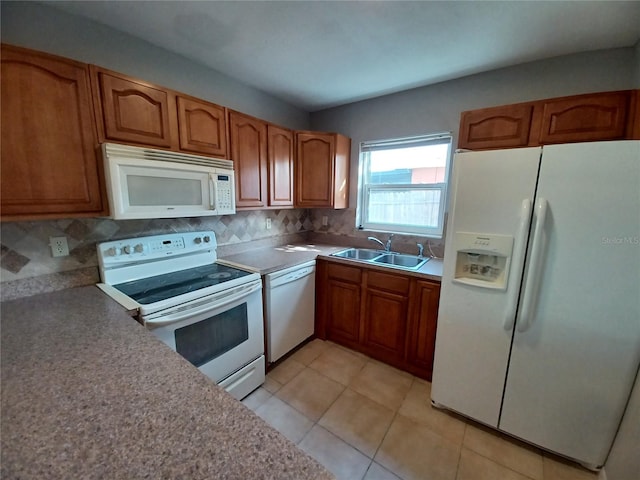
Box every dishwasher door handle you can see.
[268,266,315,288]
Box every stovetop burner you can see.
[114,263,253,305]
[207,272,232,280]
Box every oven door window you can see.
[174,303,248,367]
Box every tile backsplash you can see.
[0,209,313,282]
[0,207,445,302]
[308,208,445,258]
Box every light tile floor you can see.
[242,339,600,480]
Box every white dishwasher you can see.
[264,260,316,363]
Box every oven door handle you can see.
[144,281,262,328]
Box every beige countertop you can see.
[0,286,333,480]
[219,243,346,274]
[220,243,443,281]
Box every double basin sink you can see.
[331,248,430,270]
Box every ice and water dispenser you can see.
[452,233,513,290]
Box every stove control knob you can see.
[122,245,132,255]
[133,244,144,253]
[204,236,211,243]
[194,237,202,244]
[105,247,117,257]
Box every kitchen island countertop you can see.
[0,286,334,480]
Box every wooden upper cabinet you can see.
[458,90,638,150]
[267,125,294,207]
[91,67,178,149]
[296,131,350,208]
[458,103,533,150]
[177,95,227,157]
[537,91,630,144]
[228,111,268,209]
[1,44,106,219]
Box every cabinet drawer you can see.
[367,271,409,295]
[327,263,362,283]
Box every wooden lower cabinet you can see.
[315,258,440,380]
[322,262,362,348]
[406,280,441,379]
[327,279,361,345]
[361,271,410,365]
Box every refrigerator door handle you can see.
[504,199,532,331]
[517,198,548,332]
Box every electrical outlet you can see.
[322,216,329,226]
[49,236,69,257]
[266,218,272,230]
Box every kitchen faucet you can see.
[368,234,394,252]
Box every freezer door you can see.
[500,141,640,467]
[431,147,541,426]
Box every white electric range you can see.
[97,231,265,400]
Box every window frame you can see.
[356,133,452,238]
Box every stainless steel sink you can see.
[331,248,383,260]
[373,254,429,269]
[331,249,429,270]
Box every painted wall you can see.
[310,46,637,210]
[0,1,309,130]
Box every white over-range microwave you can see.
[102,143,236,219]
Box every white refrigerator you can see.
[431,140,640,469]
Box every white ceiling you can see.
[46,1,640,112]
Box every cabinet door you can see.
[362,288,408,362]
[324,262,362,347]
[1,45,105,219]
[177,96,227,157]
[407,280,440,380]
[296,132,335,207]
[267,125,294,206]
[94,68,177,148]
[537,91,630,144]
[326,279,361,345]
[228,111,268,208]
[458,104,533,150]
[361,271,410,363]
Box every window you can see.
[357,133,452,237]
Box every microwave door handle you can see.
[145,282,262,328]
